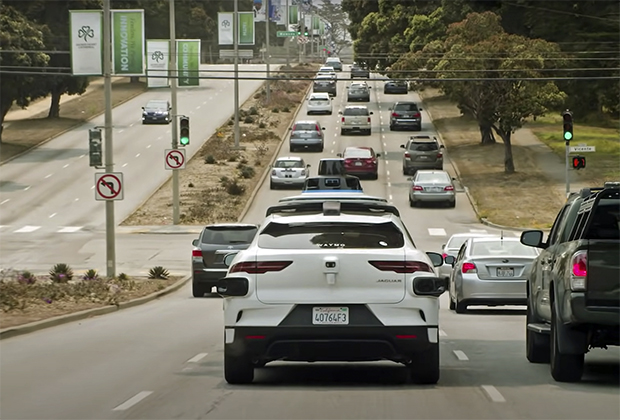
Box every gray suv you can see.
[400,135,445,175]
[389,101,422,131]
[289,120,325,152]
[347,83,371,102]
[191,224,259,297]
[313,75,337,96]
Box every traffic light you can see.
[562,110,573,141]
[88,128,103,167]
[572,155,586,170]
[304,29,309,36]
[179,116,190,146]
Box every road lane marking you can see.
[481,385,506,403]
[196,105,201,109]
[91,185,95,190]
[112,391,153,411]
[383,142,387,147]
[387,182,391,187]
[388,194,393,201]
[79,154,85,158]
[453,350,469,361]
[513,231,521,237]
[186,353,208,363]
[386,170,390,176]
[469,229,488,233]
[118,129,124,133]
[63,164,70,168]
[14,226,41,233]
[44,174,53,179]
[49,213,57,218]
[428,228,447,236]
[74,198,80,202]
[439,329,447,337]
[157,136,163,140]
[135,153,141,158]
[0,199,9,205]
[24,186,31,191]
[129,123,134,127]
[147,144,152,148]
[58,226,82,233]
[122,163,128,168]
[330,149,334,154]
[203,101,207,104]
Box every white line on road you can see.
[135,153,141,158]
[112,391,153,411]
[14,226,41,233]
[196,105,201,109]
[0,199,9,205]
[186,353,208,363]
[147,144,152,148]
[157,136,162,140]
[118,129,124,133]
[428,228,447,236]
[330,149,334,154]
[63,164,70,168]
[74,198,79,202]
[439,329,447,337]
[469,229,488,233]
[386,170,390,176]
[203,101,207,104]
[387,182,391,187]
[24,186,31,191]
[44,174,53,179]
[453,350,469,361]
[79,154,85,158]
[91,185,95,190]
[332,140,336,144]
[481,385,506,403]
[49,213,57,218]
[122,163,128,168]
[383,142,387,147]
[389,194,393,201]
[58,226,82,233]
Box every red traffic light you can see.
[572,155,586,170]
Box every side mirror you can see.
[521,230,546,249]
[440,145,445,149]
[330,97,334,100]
[306,163,311,167]
[388,107,392,111]
[288,127,292,130]
[338,111,343,115]
[216,277,249,297]
[419,107,423,111]
[452,177,456,181]
[426,251,444,267]
[322,127,326,130]
[444,255,456,266]
[376,153,381,157]
[400,144,405,149]
[336,153,343,157]
[141,107,145,110]
[406,177,413,181]
[369,111,374,115]
[413,276,448,297]
[192,239,198,246]
[222,252,239,268]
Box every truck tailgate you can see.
[586,241,620,307]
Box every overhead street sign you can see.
[569,146,596,153]
[277,31,297,37]
[95,172,124,201]
[165,149,186,170]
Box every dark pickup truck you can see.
[520,182,620,382]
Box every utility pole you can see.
[265,0,271,103]
[170,0,180,224]
[285,0,290,66]
[102,0,116,278]
[233,0,240,148]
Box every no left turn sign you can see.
[95,172,124,201]
[165,148,186,170]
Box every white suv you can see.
[339,105,373,135]
[217,199,450,385]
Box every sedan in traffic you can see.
[270,156,310,189]
[448,236,540,313]
[289,120,325,152]
[408,170,456,208]
[439,232,497,280]
[383,80,408,94]
[337,146,380,180]
[307,92,333,115]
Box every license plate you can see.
[497,268,514,277]
[428,187,442,192]
[312,307,349,325]
[300,134,311,138]
[419,156,429,160]
[355,161,363,166]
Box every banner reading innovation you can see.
[146,39,170,88]
[69,10,103,76]
[112,9,145,76]
[239,12,255,45]
[177,40,201,87]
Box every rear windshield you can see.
[274,160,304,168]
[258,222,405,249]
[471,240,539,256]
[344,148,372,158]
[394,103,418,112]
[585,201,620,239]
[201,226,258,245]
[416,172,449,183]
[310,96,328,101]
[305,177,361,190]
[343,108,368,116]
[409,141,438,151]
[293,123,319,131]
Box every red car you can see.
[337,146,381,180]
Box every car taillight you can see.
[315,125,320,131]
[462,262,477,273]
[341,117,345,122]
[229,261,292,274]
[192,249,202,258]
[404,152,410,158]
[365,158,375,164]
[391,113,399,117]
[413,185,423,191]
[570,250,587,291]
[367,117,371,123]
[437,152,443,158]
[414,112,420,118]
[369,261,433,273]
[442,253,448,259]
[271,169,276,175]
[444,185,454,191]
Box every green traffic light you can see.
[564,132,573,141]
[180,136,189,145]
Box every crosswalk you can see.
[0,225,85,234]
[427,227,521,237]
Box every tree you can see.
[312,0,351,56]
[0,4,50,141]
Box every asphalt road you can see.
[1,69,618,420]
[0,64,277,275]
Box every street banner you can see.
[253,0,266,22]
[111,9,145,75]
[146,39,169,88]
[288,4,298,25]
[304,15,311,30]
[69,10,103,76]
[312,15,320,35]
[269,0,284,24]
[218,12,233,45]
[239,12,255,45]
[177,40,200,87]
[320,20,325,35]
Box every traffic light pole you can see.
[285,0,290,67]
[265,0,271,103]
[103,0,116,278]
[233,0,241,149]
[170,0,180,224]
[565,139,570,198]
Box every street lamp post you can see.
[233,0,240,148]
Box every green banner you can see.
[177,40,200,86]
[320,20,325,35]
[238,12,254,45]
[312,16,320,31]
[112,10,145,75]
[289,5,298,25]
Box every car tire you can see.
[224,350,254,384]
[270,181,277,190]
[409,197,416,207]
[455,296,467,313]
[449,296,456,310]
[408,343,440,385]
[526,302,550,363]
[550,303,584,382]
[390,125,395,131]
[289,145,295,153]
[448,200,456,208]
[340,129,346,135]
[416,125,422,131]
[372,173,378,180]
[366,129,371,136]
[192,283,209,298]
[328,111,332,115]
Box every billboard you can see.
[69,10,103,76]
[177,40,201,87]
[111,10,145,75]
[146,40,169,88]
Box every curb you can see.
[237,77,314,222]
[0,275,191,340]
[1,79,147,166]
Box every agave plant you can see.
[117,273,129,281]
[148,266,169,279]
[49,263,74,283]
[18,271,37,285]
[82,269,99,281]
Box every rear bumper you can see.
[225,326,436,363]
[351,72,370,78]
[384,88,408,94]
[193,268,226,286]
[562,292,620,326]
[404,161,443,171]
[411,191,454,202]
[271,176,305,187]
[307,106,332,113]
[346,167,377,177]
[391,119,421,128]
[460,277,526,304]
[290,139,323,148]
[348,95,370,101]
[342,125,371,132]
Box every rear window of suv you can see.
[409,141,438,151]
[343,108,369,116]
[258,222,405,249]
[394,103,419,112]
[293,123,319,131]
[201,226,258,245]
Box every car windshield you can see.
[145,102,167,110]
[394,104,418,112]
[274,160,304,169]
[201,226,258,245]
[345,149,372,158]
[310,96,328,101]
[416,173,449,183]
[409,141,438,151]
[258,222,405,249]
[343,108,368,116]
[471,240,539,256]
[293,123,318,131]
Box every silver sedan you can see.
[270,157,310,189]
[408,170,456,207]
[448,236,540,313]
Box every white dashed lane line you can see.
[439,329,447,337]
[147,144,152,148]
[186,353,208,363]
[453,350,469,361]
[63,164,70,168]
[24,186,31,191]
[428,228,447,236]
[49,213,57,219]
[122,163,128,168]
[79,154,85,158]
[44,174,53,179]
[481,385,506,403]
[0,199,10,205]
[112,391,153,411]
[91,186,95,190]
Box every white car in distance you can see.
[318,66,337,79]
[216,199,451,385]
[307,92,333,115]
